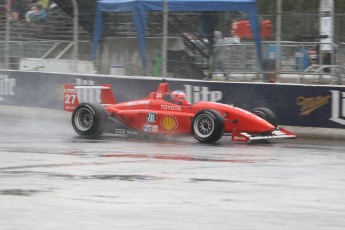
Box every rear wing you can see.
[64,84,115,112]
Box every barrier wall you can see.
[1,70,345,129]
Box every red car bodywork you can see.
[64,80,296,143]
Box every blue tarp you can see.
[91,0,263,75]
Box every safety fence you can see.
[1,2,345,84]
[1,39,345,84]
[213,41,345,72]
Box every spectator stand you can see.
[0,2,91,69]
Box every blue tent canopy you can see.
[91,0,263,75]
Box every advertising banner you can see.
[1,70,345,129]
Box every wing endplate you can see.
[231,127,296,143]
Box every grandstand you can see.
[0,3,90,41]
[0,1,92,70]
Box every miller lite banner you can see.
[1,70,345,129]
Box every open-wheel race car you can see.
[64,80,296,143]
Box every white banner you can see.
[320,0,334,51]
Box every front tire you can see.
[71,103,108,136]
[251,107,277,128]
[192,110,224,143]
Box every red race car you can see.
[64,80,296,143]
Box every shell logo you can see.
[161,115,177,131]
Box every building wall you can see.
[98,37,184,76]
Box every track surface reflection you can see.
[1,109,345,230]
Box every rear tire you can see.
[251,107,277,128]
[71,103,108,136]
[192,110,224,143]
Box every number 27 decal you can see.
[65,94,77,104]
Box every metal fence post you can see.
[4,0,11,69]
[72,0,79,73]
[162,0,168,77]
[276,0,282,81]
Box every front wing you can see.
[231,127,296,143]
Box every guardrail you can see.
[211,41,345,84]
[299,65,345,85]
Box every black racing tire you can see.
[192,110,224,143]
[251,107,277,128]
[71,103,108,136]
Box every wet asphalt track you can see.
[0,106,345,230]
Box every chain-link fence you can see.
[1,0,345,84]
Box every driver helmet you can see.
[170,90,187,105]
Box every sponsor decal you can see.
[161,115,177,131]
[127,130,138,135]
[184,85,222,103]
[233,135,247,141]
[125,100,150,106]
[156,92,163,99]
[160,104,181,111]
[144,124,158,132]
[115,129,126,134]
[231,131,249,142]
[146,113,157,123]
[330,90,345,125]
[0,75,16,102]
[65,105,77,110]
[64,88,76,93]
[296,95,331,115]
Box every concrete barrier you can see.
[1,69,345,137]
